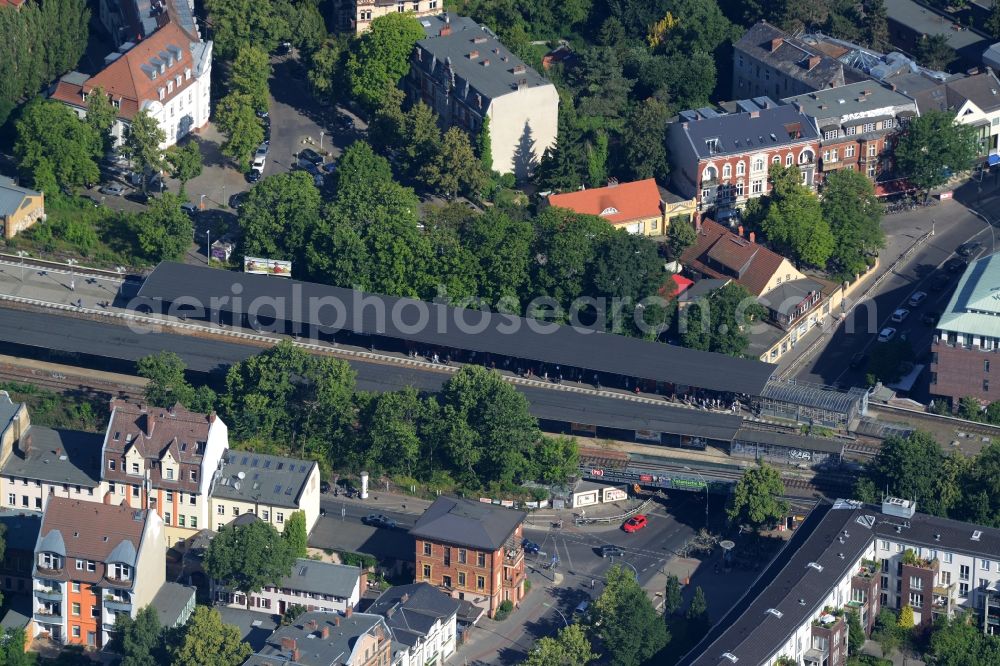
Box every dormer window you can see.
[110,563,131,581]
[175,75,182,87]
[158,88,165,100]
[599,206,619,216]
[185,68,191,80]
[165,467,174,480]
[39,553,62,570]
[167,81,173,94]
[705,138,720,154]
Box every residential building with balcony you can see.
[215,557,363,616]
[368,582,460,666]
[667,100,821,221]
[100,400,228,547]
[410,497,526,617]
[209,450,321,534]
[50,17,212,150]
[245,609,392,666]
[0,394,104,513]
[545,178,667,237]
[930,252,1000,407]
[732,22,848,100]
[783,82,919,183]
[681,497,1000,665]
[404,13,558,179]
[30,497,164,649]
[330,0,440,34]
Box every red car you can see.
[623,515,648,533]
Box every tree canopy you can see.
[592,565,669,666]
[894,111,977,198]
[15,99,101,194]
[165,141,204,195]
[346,13,425,111]
[204,519,296,605]
[680,282,765,357]
[115,606,166,666]
[121,110,167,192]
[132,193,194,262]
[215,92,265,170]
[822,169,884,278]
[523,624,598,666]
[727,463,788,529]
[171,606,252,666]
[239,170,322,270]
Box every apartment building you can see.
[209,450,321,534]
[0,394,104,512]
[245,610,392,666]
[405,13,558,179]
[410,497,526,617]
[682,497,1000,665]
[51,18,212,149]
[215,557,363,615]
[0,509,41,597]
[783,82,919,182]
[732,22,847,100]
[368,583,460,666]
[0,176,45,240]
[546,178,666,237]
[667,100,821,220]
[31,497,164,649]
[330,0,440,34]
[100,400,228,547]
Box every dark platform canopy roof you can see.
[136,262,777,396]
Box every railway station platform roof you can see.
[136,262,777,396]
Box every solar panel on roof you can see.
[277,463,284,470]
[241,456,248,465]
[274,484,281,493]
[264,460,271,468]
[252,458,259,467]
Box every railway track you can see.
[0,362,140,399]
[0,253,139,281]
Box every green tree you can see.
[523,624,598,666]
[727,463,789,529]
[282,510,308,558]
[462,209,534,305]
[665,217,697,261]
[85,86,118,156]
[927,611,1000,665]
[895,111,978,199]
[115,606,165,666]
[873,608,901,658]
[477,115,493,174]
[853,476,878,504]
[590,230,670,338]
[0,627,28,666]
[956,441,1000,527]
[664,574,683,615]
[915,33,954,70]
[959,396,983,421]
[165,141,204,196]
[15,99,101,194]
[203,0,286,59]
[622,98,669,183]
[306,39,348,107]
[215,92,265,171]
[897,605,914,630]
[864,430,950,516]
[132,193,194,262]
[171,605,252,666]
[586,130,609,188]
[346,13,425,111]
[122,110,166,193]
[230,45,272,113]
[681,283,766,358]
[138,351,194,407]
[531,207,613,313]
[282,0,327,54]
[988,0,1000,40]
[822,168,884,277]
[436,366,540,486]
[239,170,321,269]
[760,164,834,267]
[401,102,442,182]
[530,436,579,485]
[360,387,427,475]
[592,565,669,666]
[847,609,865,656]
[424,127,487,198]
[204,519,296,608]
[686,585,710,632]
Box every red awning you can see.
[874,179,917,198]
[661,274,694,299]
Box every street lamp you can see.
[319,131,325,150]
[200,193,206,210]
[611,558,639,579]
[683,465,710,526]
[66,259,78,291]
[16,250,29,282]
[206,229,211,266]
[541,602,568,628]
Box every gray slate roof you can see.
[211,450,316,509]
[0,176,40,217]
[410,496,525,551]
[281,558,361,599]
[0,392,21,436]
[735,22,845,90]
[885,0,988,53]
[782,81,918,122]
[892,71,1000,115]
[368,583,460,648]
[678,104,821,160]
[413,13,550,102]
[0,509,42,552]
[151,582,195,627]
[0,426,103,487]
[251,611,386,666]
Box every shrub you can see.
[493,600,514,621]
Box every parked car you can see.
[313,173,325,188]
[907,291,927,308]
[298,148,323,167]
[255,108,269,119]
[946,258,968,274]
[521,539,540,555]
[320,481,331,493]
[572,601,589,620]
[99,183,127,196]
[890,308,910,323]
[321,162,337,175]
[598,544,624,558]
[245,169,262,184]
[622,515,648,533]
[361,514,397,529]
[125,191,151,204]
[180,201,199,216]
[229,191,249,210]
[849,352,869,369]
[957,241,983,258]
[252,154,266,172]
[877,327,897,342]
[81,194,102,207]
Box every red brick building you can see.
[410,497,526,617]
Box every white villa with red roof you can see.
[50,17,211,150]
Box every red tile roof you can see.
[0,0,27,8]
[680,219,786,297]
[547,179,662,225]
[50,20,196,120]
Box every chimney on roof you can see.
[807,55,821,71]
[308,619,318,630]
[345,606,353,618]
[19,433,31,456]
[401,593,410,604]
[513,64,526,75]
[771,37,783,52]
[144,413,155,438]
[321,625,330,639]
[280,637,297,651]
[482,59,490,67]
[738,226,744,237]
[439,23,452,37]
[469,50,479,60]
[750,231,756,243]
[334,615,341,626]
[291,648,301,662]
[104,491,113,505]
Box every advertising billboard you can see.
[243,256,292,277]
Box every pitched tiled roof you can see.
[678,104,821,160]
[103,400,215,494]
[547,179,662,225]
[34,497,149,587]
[735,22,845,91]
[211,451,316,509]
[410,497,525,551]
[0,0,26,7]
[50,20,197,120]
[681,219,786,297]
